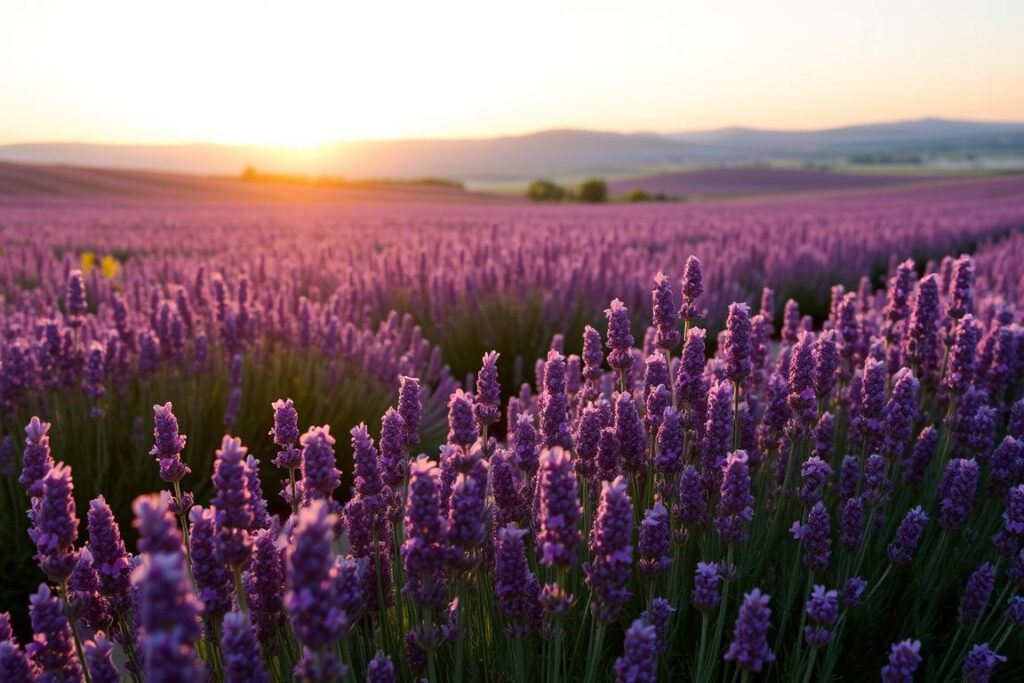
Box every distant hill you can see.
[2,118,1022,182]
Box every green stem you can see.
[232,565,249,613]
[60,582,92,683]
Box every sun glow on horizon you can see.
[1,1,1023,147]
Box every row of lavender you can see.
[3,249,1023,681]
[3,178,1024,384]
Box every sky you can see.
[1,0,1022,146]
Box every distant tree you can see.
[578,178,608,203]
[625,188,650,202]
[526,179,567,202]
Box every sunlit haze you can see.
[1,0,1023,146]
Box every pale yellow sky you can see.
[1,1,1022,146]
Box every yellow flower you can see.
[100,255,121,280]
[80,251,96,274]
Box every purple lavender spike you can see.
[474,351,501,429]
[881,639,921,683]
[614,618,658,683]
[651,272,680,351]
[724,588,775,673]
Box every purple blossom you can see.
[654,405,683,476]
[724,588,775,673]
[679,255,703,320]
[402,457,448,608]
[944,315,980,395]
[904,426,938,486]
[189,506,234,619]
[27,583,83,682]
[962,643,1006,683]
[702,379,734,487]
[888,506,928,565]
[573,403,603,480]
[716,450,754,544]
[367,651,396,683]
[494,525,542,638]
[959,562,997,625]
[28,462,79,583]
[811,412,835,462]
[512,413,540,478]
[791,501,832,572]
[133,552,203,683]
[221,611,270,683]
[86,496,132,613]
[269,397,300,448]
[614,392,646,474]
[538,448,582,568]
[447,388,479,450]
[813,330,838,400]
[724,302,752,384]
[804,585,839,648]
[863,454,892,507]
[285,501,347,647]
[988,437,1023,498]
[939,458,980,532]
[474,351,501,428]
[133,492,183,555]
[0,640,38,683]
[638,501,670,578]
[692,561,722,611]
[150,402,190,484]
[838,454,859,500]
[379,407,407,489]
[582,325,605,383]
[881,368,919,457]
[905,274,941,384]
[881,639,922,683]
[787,331,817,430]
[398,375,422,448]
[212,435,254,567]
[839,497,865,553]
[605,299,634,373]
[651,272,680,350]
[842,577,868,608]
[300,425,341,503]
[641,598,675,654]
[84,636,120,683]
[676,465,708,528]
[799,456,833,507]
[447,459,489,569]
[614,619,658,683]
[541,351,573,450]
[19,416,54,499]
[585,476,634,621]
[245,528,285,650]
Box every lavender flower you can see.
[614,392,646,474]
[901,426,936,486]
[863,454,892,507]
[614,619,658,683]
[474,351,501,428]
[220,611,270,683]
[538,448,582,568]
[679,255,703,320]
[787,331,817,430]
[447,388,478,450]
[574,403,603,480]
[724,588,775,673]
[692,562,722,611]
[494,526,542,638]
[582,325,605,383]
[0,640,38,682]
[804,585,839,648]
[27,583,83,682]
[19,416,54,499]
[133,551,203,683]
[542,351,574,450]
[28,462,79,582]
[300,425,341,503]
[959,562,997,625]
[839,497,865,553]
[212,435,254,567]
[813,329,838,400]
[189,506,234,619]
[717,450,754,544]
[639,502,671,577]
[888,506,928,565]
[676,465,708,528]
[651,272,680,350]
[398,375,422,447]
[150,402,190,483]
[963,643,1006,683]
[881,368,919,457]
[945,315,980,394]
[285,500,347,647]
[379,407,407,489]
[66,269,87,319]
[654,406,684,476]
[702,380,734,485]
[641,598,675,654]
[133,492,183,555]
[791,501,832,572]
[245,528,285,650]
[988,437,1023,498]
[799,456,833,507]
[512,413,540,478]
[881,639,921,683]
[85,496,132,613]
[842,577,868,608]
[84,636,120,683]
[584,476,634,621]
[605,299,634,373]
[367,651,396,683]
[905,274,941,383]
[402,457,448,608]
[270,398,302,470]
[939,458,980,532]
[724,302,752,385]
[447,459,488,569]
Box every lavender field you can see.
[3,175,1024,682]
